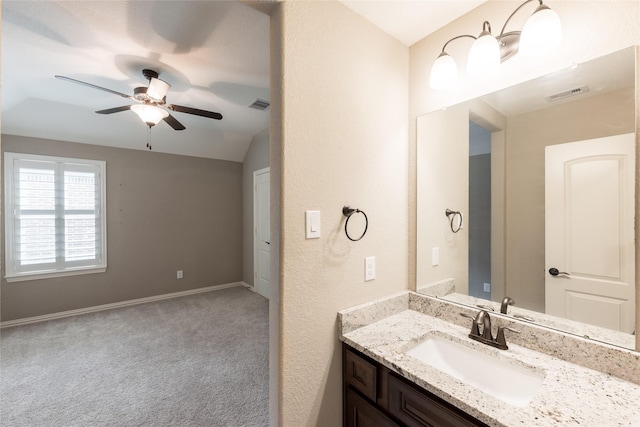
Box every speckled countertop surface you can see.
[338,292,640,427]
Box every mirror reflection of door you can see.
[545,133,635,333]
[469,122,492,299]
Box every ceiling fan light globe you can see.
[131,104,168,126]
[147,77,171,101]
[519,4,562,57]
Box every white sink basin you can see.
[406,335,545,407]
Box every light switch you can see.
[432,247,439,266]
[305,210,321,239]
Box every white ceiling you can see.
[341,0,485,46]
[2,0,484,161]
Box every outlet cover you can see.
[483,282,491,293]
[177,270,184,279]
[365,256,375,281]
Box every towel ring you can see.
[342,206,368,241]
[445,209,463,233]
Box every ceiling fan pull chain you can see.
[146,125,152,150]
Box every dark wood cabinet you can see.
[343,344,489,427]
[346,387,400,427]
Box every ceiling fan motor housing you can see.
[142,69,159,81]
[133,86,165,105]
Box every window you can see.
[4,153,107,281]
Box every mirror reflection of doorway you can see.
[468,121,491,299]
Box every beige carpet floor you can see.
[0,286,269,426]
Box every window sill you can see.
[5,267,107,283]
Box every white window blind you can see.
[4,153,107,281]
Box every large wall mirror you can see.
[417,46,638,351]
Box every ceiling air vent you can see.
[546,85,590,102]
[249,98,270,111]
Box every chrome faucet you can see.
[500,297,515,314]
[460,310,520,350]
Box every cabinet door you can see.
[346,387,399,427]
[388,374,485,427]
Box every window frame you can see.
[3,152,107,282]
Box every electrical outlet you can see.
[432,247,439,266]
[483,282,491,293]
[177,270,183,279]
[365,256,375,281]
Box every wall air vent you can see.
[546,85,590,102]
[249,98,270,111]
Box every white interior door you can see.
[545,133,635,333]
[254,168,270,300]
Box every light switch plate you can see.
[365,256,375,281]
[305,210,321,239]
[432,247,439,266]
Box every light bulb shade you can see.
[430,52,458,90]
[146,77,171,100]
[131,104,169,126]
[467,31,500,75]
[519,5,562,57]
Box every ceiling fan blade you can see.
[96,105,132,114]
[55,75,134,99]
[163,114,186,130]
[167,104,223,120]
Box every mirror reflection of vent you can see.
[546,85,590,102]
[249,99,270,111]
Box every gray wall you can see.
[1,135,243,321]
[242,128,269,286]
[468,153,491,299]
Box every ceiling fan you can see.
[55,69,223,131]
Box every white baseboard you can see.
[0,281,245,329]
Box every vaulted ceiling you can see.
[2,0,484,161]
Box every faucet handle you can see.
[459,312,480,336]
[496,325,521,349]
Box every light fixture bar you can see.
[429,0,562,90]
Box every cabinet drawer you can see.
[345,348,378,401]
[346,387,400,427]
[388,374,486,427]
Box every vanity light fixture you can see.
[429,0,562,90]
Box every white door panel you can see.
[254,168,270,300]
[545,133,635,333]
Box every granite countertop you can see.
[338,292,640,427]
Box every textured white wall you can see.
[272,1,409,425]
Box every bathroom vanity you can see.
[344,344,488,426]
[339,291,640,427]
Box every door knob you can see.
[548,267,569,276]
